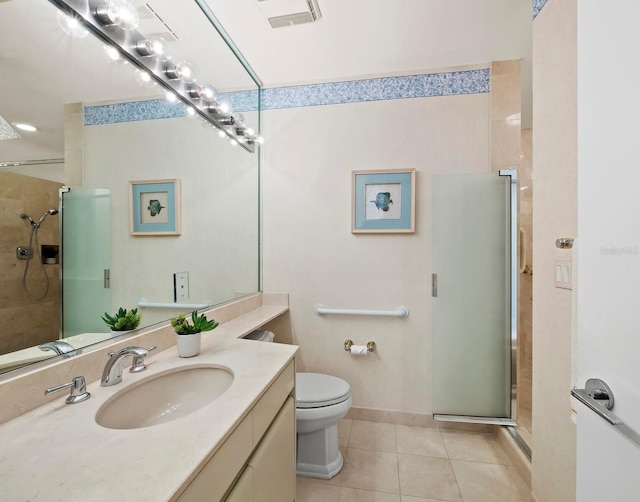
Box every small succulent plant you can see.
[171,311,219,335]
[102,307,141,331]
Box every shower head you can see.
[20,213,36,228]
[36,208,58,227]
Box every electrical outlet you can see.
[174,272,189,302]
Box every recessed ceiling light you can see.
[13,123,37,132]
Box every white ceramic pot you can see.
[176,332,201,358]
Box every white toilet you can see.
[243,331,352,479]
[295,372,352,479]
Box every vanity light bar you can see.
[48,0,257,153]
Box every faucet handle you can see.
[129,346,157,374]
[45,376,91,404]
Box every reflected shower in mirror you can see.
[0,0,261,375]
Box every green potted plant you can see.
[170,311,219,357]
[101,307,141,331]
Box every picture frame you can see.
[352,169,416,234]
[129,179,181,236]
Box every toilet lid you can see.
[296,373,351,408]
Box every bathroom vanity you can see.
[0,294,297,501]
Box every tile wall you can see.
[0,171,63,355]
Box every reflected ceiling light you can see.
[135,36,171,62]
[185,106,196,116]
[13,123,37,132]
[94,0,139,31]
[56,11,88,38]
[164,91,178,103]
[164,61,195,83]
[256,136,265,145]
[218,130,226,138]
[230,139,238,146]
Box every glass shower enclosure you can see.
[60,187,111,338]
[431,170,517,424]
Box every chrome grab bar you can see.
[315,305,409,318]
[571,378,624,426]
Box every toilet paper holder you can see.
[344,339,376,352]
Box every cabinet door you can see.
[225,466,254,502]
[248,397,295,502]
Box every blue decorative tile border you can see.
[533,0,549,20]
[85,91,259,126]
[85,68,489,125]
[260,69,489,110]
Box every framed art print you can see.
[352,169,416,233]
[129,179,181,236]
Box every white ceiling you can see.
[205,0,533,124]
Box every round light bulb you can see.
[57,11,88,38]
[218,100,232,115]
[134,69,156,88]
[103,45,121,61]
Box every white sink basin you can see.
[96,365,234,430]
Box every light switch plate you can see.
[554,260,572,290]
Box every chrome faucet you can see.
[100,346,156,387]
[39,340,81,358]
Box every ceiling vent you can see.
[0,116,20,141]
[257,0,322,29]
[137,3,179,41]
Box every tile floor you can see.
[296,419,531,502]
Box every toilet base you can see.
[296,423,343,479]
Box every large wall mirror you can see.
[0,0,261,375]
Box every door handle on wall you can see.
[432,274,438,297]
[571,378,624,426]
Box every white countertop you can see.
[0,323,297,501]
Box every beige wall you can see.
[262,93,490,416]
[0,171,62,355]
[532,0,578,500]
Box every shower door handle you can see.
[432,274,438,297]
[104,269,110,289]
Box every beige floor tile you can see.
[506,465,532,499]
[339,419,353,448]
[441,431,512,465]
[396,425,447,458]
[398,453,462,501]
[340,448,400,493]
[296,476,341,502]
[349,420,397,452]
[451,460,526,502]
[339,487,401,501]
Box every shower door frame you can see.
[433,169,519,426]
